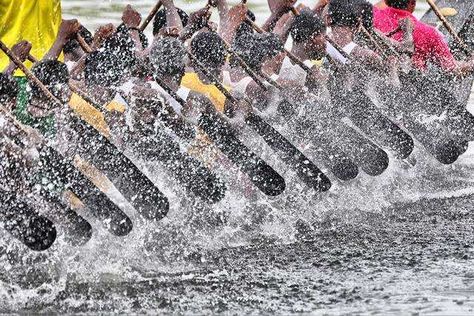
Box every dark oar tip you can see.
[331,161,359,181]
[135,198,170,221]
[66,219,93,246]
[318,177,332,192]
[204,182,227,204]
[362,151,390,176]
[109,216,133,237]
[23,217,57,252]
[263,178,287,197]
[434,140,464,165]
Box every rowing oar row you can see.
[243,1,471,165]
[0,0,472,251]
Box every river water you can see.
[61,0,430,29]
[1,0,474,315]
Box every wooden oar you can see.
[426,0,471,55]
[0,41,61,105]
[140,1,163,32]
[360,25,392,59]
[188,52,332,192]
[77,34,93,53]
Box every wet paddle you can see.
[0,196,57,251]
[0,40,169,222]
[188,52,331,192]
[152,76,287,196]
[324,32,415,161]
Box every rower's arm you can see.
[122,5,144,51]
[262,0,297,32]
[43,19,82,61]
[211,0,230,34]
[374,1,387,9]
[312,0,329,15]
[179,7,213,41]
[221,4,248,43]
[160,0,184,36]
[273,12,293,43]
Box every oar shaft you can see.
[153,77,187,108]
[426,0,471,55]
[27,54,38,63]
[0,41,61,106]
[386,26,402,38]
[360,26,391,59]
[77,34,93,53]
[369,28,401,58]
[324,35,350,60]
[140,1,163,32]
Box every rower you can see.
[181,31,232,114]
[276,9,328,91]
[63,26,93,66]
[327,0,386,72]
[374,0,474,75]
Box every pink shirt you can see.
[373,7,456,71]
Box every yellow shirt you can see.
[0,0,62,73]
[181,72,229,113]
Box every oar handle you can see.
[28,54,38,63]
[360,25,391,59]
[386,25,402,38]
[140,1,163,32]
[0,41,62,106]
[77,34,93,53]
[426,0,471,56]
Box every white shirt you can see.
[277,56,313,83]
[149,81,190,115]
[223,71,254,95]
